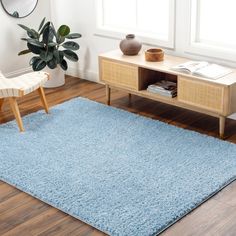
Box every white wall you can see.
[51,0,120,82]
[0,0,51,77]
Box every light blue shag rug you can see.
[0,97,236,236]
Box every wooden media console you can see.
[99,50,236,138]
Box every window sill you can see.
[185,42,236,63]
[94,28,175,50]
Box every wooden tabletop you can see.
[100,50,236,86]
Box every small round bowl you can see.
[145,48,164,62]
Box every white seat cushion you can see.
[0,71,49,98]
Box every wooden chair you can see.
[0,71,50,132]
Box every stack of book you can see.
[147,80,177,98]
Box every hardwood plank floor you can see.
[0,76,236,236]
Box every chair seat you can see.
[0,71,49,98]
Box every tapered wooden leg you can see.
[106,85,111,105]
[0,98,4,111]
[219,116,226,139]
[8,97,24,132]
[38,87,49,113]
[128,93,132,103]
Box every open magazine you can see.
[172,61,232,80]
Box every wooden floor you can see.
[0,76,236,236]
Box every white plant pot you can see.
[43,67,65,88]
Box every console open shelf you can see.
[138,67,178,91]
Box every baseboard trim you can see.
[5,67,32,78]
[66,67,99,83]
[5,66,101,83]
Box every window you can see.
[186,0,236,61]
[96,0,236,64]
[96,0,175,48]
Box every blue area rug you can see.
[0,97,236,236]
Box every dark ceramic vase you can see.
[119,34,142,56]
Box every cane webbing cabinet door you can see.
[178,76,228,115]
[101,59,139,90]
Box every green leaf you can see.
[66,33,82,39]
[18,24,32,32]
[53,51,64,64]
[63,50,78,62]
[58,25,70,37]
[18,49,31,56]
[30,56,41,65]
[32,59,47,71]
[27,29,39,39]
[21,38,29,41]
[60,59,68,70]
[27,39,44,48]
[51,23,57,37]
[42,25,50,44]
[58,36,65,44]
[12,11,19,18]
[39,21,50,35]
[38,17,46,31]
[53,51,59,63]
[62,41,80,51]
[50,23,60,43]
[59,51,64,62]
[27,43,42,55]
[48,27,55,42]
[47,57,57,69]
[40,51,53,62]
[43,26,54,44]
[18,24,39,39]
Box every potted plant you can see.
[18,18,81,88]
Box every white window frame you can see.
[95,0,176,49]
[184,0,236,62]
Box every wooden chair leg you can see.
[38,87,49,114]
[0,98,4,111]
[8,97,24,132]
